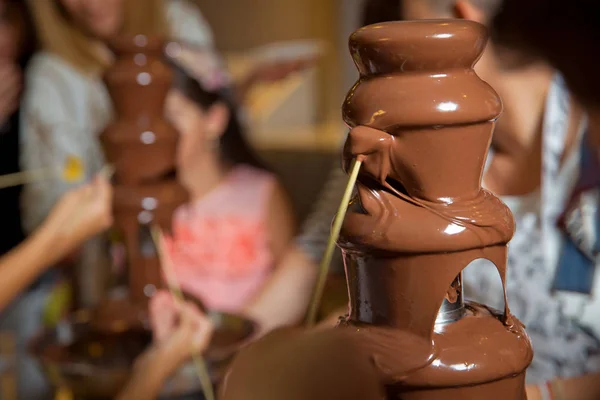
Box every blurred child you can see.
[161,55,295,314]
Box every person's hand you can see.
[41,174,113,262]
[148,290,214,371]
[118,293,213,400]
[0,63,21,125]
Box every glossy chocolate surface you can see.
[336,20,532,399]
[101,35,178,184]
[100,35,187,316]
[219,19,532,400]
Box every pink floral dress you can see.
[163,165,275,313]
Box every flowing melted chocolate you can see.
[335,20,532,399]
[99,35,188,318]
[215,20,532,400]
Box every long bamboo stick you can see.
[150,227,216,400]
[305,159,362,327]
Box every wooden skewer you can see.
[0,160,114,191]
[305,159,362,327]
[99,164,116,180]
[0,168,56,190]
[150,226,216,400]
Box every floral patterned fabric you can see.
[464,75,600,384]
[164,165,275,313]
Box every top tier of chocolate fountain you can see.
[340,20,514,255]
[101,35,187,307]
[337,20,532,398]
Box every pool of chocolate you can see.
[30,309,257,399]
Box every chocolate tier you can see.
[100,34,187,309]
[338,20,532,399]
[102,35,178,184]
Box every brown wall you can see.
[193,0,342,122]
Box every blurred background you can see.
[193,0,363,221]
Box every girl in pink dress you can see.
[161,55,295,314]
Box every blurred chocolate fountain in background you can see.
[31,35,256,400]
[95,34,187,331]
[30,35,185,400]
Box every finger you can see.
[149,290,173,317]
[179,301,207,335]
[89,174,112,203]
[178,303,196,329]
[180,303,213,350]
[150,292,178,342]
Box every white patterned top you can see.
[464,75,600,384]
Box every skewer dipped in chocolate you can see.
[337,20,532,399]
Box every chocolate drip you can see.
[338,20,532,398]
[220,20,532,400]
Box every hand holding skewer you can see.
[150,227,216,400]
[0,154,89,190]
[305,158,362,327]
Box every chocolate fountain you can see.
[95,34,187,330]
[29,35,180,400]
[219,19,533,400]
[31,36,254,400]
[336,20,533,399]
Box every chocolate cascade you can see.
[337,20,533,399]
[99,34,187,326]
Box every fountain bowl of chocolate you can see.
[30,303,257,399]
[29,309,151,399]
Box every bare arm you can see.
[266,181,296,263]
[116,347,176,400]
[244,246,317,334]
[243,181,306,333]
[0,175,112,310]
[245,166,347,333]
[0,220,58,309]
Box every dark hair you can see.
[170,63,269,171]
[362,0,402,26]
[3,0,36,67]
[492,0,600,106]
[362,0,504,27]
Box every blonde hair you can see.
[28,0,169,74]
